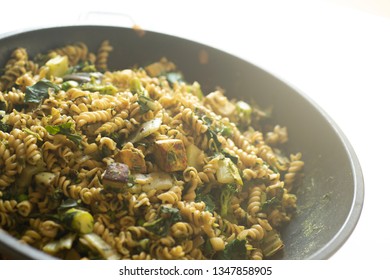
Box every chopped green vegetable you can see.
[260,230,284,257]
[45,55,69,77]
[61,80,79,91]
[236,100,252,127]
[22,128,43,141]
[195,190,215,213]
[0,122,11,132]
[129,118,162,143]
[137,94,159,113]
[214,239,247,260]
[129,78,145,94]
[220,184,238,221]
[43,233,77,254]
[62,207,94,234]
[25,79,60,104]
[144,206,182,236]
[80,233,121,260]
[216,157,243,185]
[81,83,118,95]
[186,143,204,171]
[45,122,82,145]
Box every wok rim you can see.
[0,24,364,260]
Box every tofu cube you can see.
[114,148,147,173]
[154,139,187,172]
[102,163,130,189]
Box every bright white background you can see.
[1,0,389,261]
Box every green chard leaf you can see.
[143,206,182,236]
[195,190,216,213]
[25,79,60,103]
[45,122,82,145]
[214,239,247,260]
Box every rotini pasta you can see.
[0,40,304,260]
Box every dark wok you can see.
[0,25,364,260]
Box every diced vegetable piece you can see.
[130,118,162,143]
[114,148,147,173]
[220,184,237,220]
[63,73,92,83]
[63,208,94,234]
[186,143,205,171]
[137,94,160,113]
[188,81,203,99]
[134,172,174,192]
[204,90,236,117]
[15,162,45,192]
[102,162,130,189]
[80,233,121,260]
[46,55,69,77]
[236,100,252,126]
[61,81,79,93]
[216,157,243,185]
[34,172,56,189]
[81,83,118,95]
[43,233,77,254]
[154,139,187,172]
[260,230,284,257]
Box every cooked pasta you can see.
[0,40,304,260]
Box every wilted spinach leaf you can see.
[25,79,60,103]
[214,239,247,260]
[45,122,82,145]
[143,206,182,236]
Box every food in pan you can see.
[0,41,304,259]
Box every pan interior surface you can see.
[0,25,364,260]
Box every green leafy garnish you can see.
[22,128,43,141]
[81,83,118,95]
[220,184,238,221]
[143,206,182,236]
[0,122,11,132]
[25,79,60,103]
[137,94,158,114]
[195,190,216,213]
[214,239,247,260]
[45,122,82,145]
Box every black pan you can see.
[0,25,364,260]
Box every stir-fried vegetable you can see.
[216,156,243,185]
[219,184,238,221]
[214,239,247,260]
[24,79,60,104]
[80,233,121,260]
[143,206,182,236]
[45,122,82,145]
[45,55,69,77]
[130,118,162,143]
[62,208,94,234]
